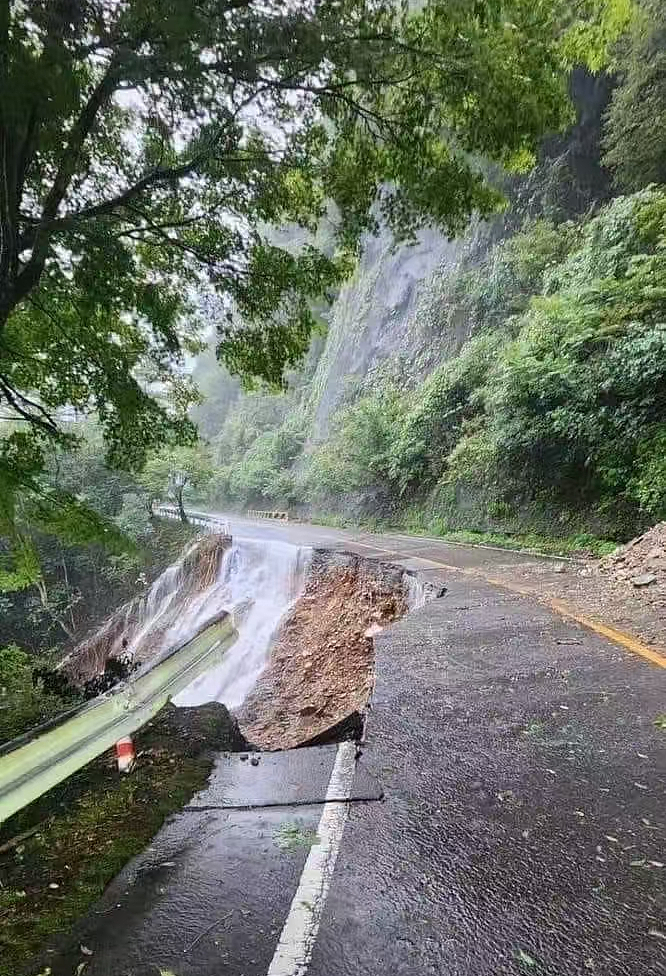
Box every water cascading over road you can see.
[174,538,311,709]
[67,534,311,711]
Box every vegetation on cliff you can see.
[0,0,621,589]
[193,2,666,545]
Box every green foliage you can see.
[308,385,407,496]
[445,188,666,535]
[0,0,628,555]
[140,444,214,517]
[272,186,666,542]
[388,331,506,494]
[627,428,666,520]
[0,645,77,743]
[0,428,195,654]
[602,0,666,191]
[559,0,635,72]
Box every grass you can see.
[307,511,617,558]
[274,821,320,851]
[0,708,221,976]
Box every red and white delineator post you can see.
[115,736,136,773]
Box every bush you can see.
[0,646,77,743]
[389,330,504,493]
[463,187,666,535]
[308,383,407,496]
[602,0,666,191]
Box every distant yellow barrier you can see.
[247,510,289,521]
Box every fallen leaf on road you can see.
[514,948,537,967]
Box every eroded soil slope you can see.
[240,552,411,749]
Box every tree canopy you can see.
[139,443,213,520]
[0,0,635,570]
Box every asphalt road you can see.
[39,515,665,976]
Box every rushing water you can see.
[173,537,312,710]
[67,533,311,710]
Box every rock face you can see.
[308,226,467,441]
[239,551,418,750]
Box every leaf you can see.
[514,948,537,967]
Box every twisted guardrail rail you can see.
[0,616,237,824]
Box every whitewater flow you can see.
[173,537,311,710]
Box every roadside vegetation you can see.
[197,183,666,546]
[185,1,666,549]
[0,0,638,734]
[0,705,237,976]
[0,428,197,742]
[0,0,661,966]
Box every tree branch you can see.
[0,375,60,436]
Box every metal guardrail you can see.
[247,509,289,521]
[157,505,231,534]
[158,505,289,525]
[0,616,237,824]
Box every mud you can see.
[239,551,425,750]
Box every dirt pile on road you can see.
[240,553,409,750]
[600,523,666,590]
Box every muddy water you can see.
[174,537,312,710]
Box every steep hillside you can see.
[193,45,666,548]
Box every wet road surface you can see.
[40,515,665,976]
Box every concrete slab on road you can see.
[45,804,324,976]
[189,745,383,809]
[38,744,359,976]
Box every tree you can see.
[602,0,666,190]
[140,445,214,522]
[0,0,633,554]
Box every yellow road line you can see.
[347,539,666,670]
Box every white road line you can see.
[267,741,357,976]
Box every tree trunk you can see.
[176,489,187,523]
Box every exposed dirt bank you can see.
[240,551,432,750]
[0,703,247,976]
[63,533,231,684]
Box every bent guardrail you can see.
[0,616,237,824]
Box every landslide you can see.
[240,552,414,750]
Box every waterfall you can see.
[174,537,312,710]
[65,534,311,713]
